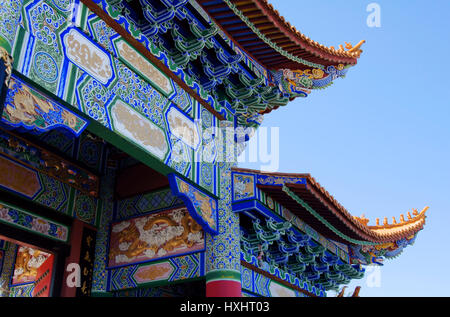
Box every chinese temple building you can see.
[0,0,427,298]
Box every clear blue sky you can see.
[238,0,450,297]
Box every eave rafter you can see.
[198,0,363,70]
[99,0,363,126]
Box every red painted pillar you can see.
[60,219,83,297]
[60,219,96,297]
[206,278,242,297]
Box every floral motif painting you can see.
[0,202,69,242]
[108,207,204,268]
[12,245,52,285]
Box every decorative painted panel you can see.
[112,38,173,96]
[133,261,174,284]
[110,99,169,161]
[2,75,88,136]
[166,105,200,150]
[109,252,204,291]
[0,152,71,216]
[0,128,100,198]
[0,154,42,199]
[61,27,115,85]
[108,207,204,268]
[169,174,218,235]
[256,174,307,187]
[232,172,255,202]
[72,189,100,225]
[11,245,52,285]
[0,200,70,242]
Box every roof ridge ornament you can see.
[360,206,429,229]
[330,40,366,57]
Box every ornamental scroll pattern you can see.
[0,0,23,53]
[276,65,350,93]
[108,253,203,291]
[11,0,224,194]
[115,187,184,221]
[256,175,307,186]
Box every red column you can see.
[60,219,96,297]
[205,270,242,297]
[206,280,242,297]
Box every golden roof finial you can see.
[354,214,369,226]
[344,40,366,57]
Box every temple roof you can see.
[232,168,428,246]
[197,0,364,69]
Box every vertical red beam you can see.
[60,219,96,297]
[60,219,83,297]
